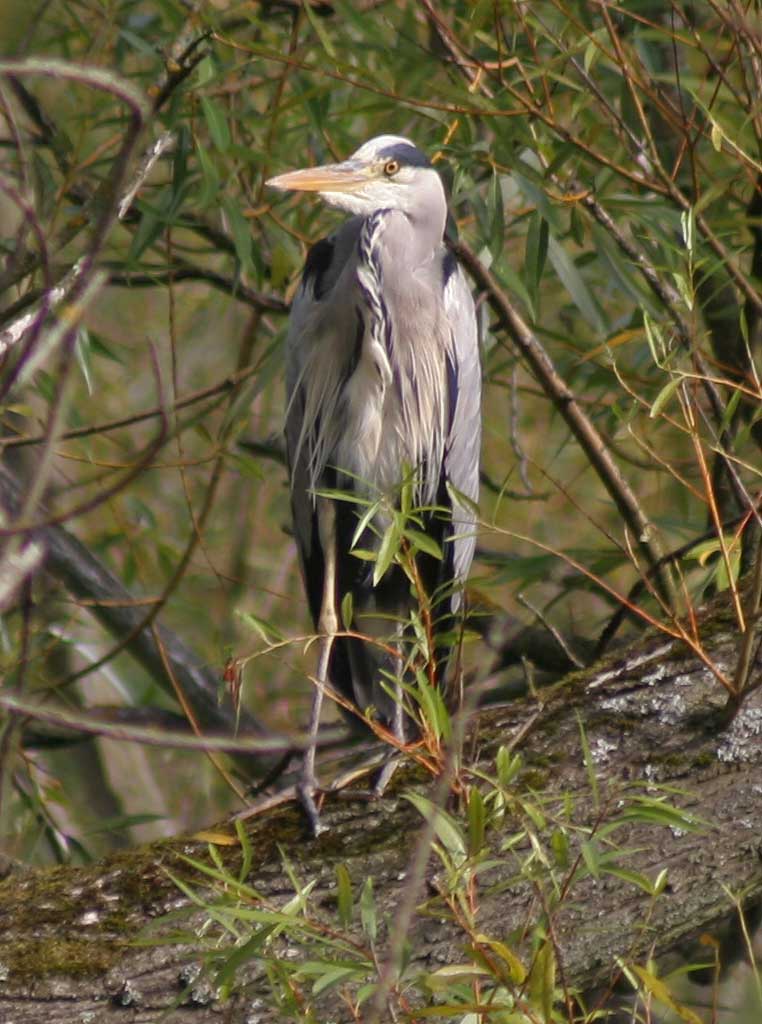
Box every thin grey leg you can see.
[298,499,338,837]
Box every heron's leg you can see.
[372,620,406,796]
[298,498,338,837]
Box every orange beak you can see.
[266,160,368,194]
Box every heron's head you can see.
[266,135,445,219]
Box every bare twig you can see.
[117,130,175,219]
[0,692,294,756]
[516,592,585,670]
[104,262,287,314]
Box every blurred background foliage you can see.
[0,0,760,897]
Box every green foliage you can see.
[153,734,721,1021]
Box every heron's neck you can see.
[372,204,445,271]
[408,174,448,259]
[366,175,447,267]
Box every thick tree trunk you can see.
[1,598,761,1022]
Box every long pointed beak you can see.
[266,160,368,194]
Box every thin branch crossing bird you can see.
[267,135,481,833]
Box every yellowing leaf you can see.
[192,829,238,845]
[474,934,527,984]
[630,964,704,1024]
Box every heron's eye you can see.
[383,159,400,177]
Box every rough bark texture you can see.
[1,598,761,1022]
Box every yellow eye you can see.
[383,159,400,177]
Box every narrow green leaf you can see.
[221,196,254,276]
[591,223,651,307]
[373,519,402,585]
[496,746,521,788]
[424,963,490,992]
[403,528,442,560]
[127,205,163,262]
[88,331,125,366]
[550,828,569,869]
[630,964,704,1024]
[235,818,252,884]
[302,0,337,57]
[336,864,353,927]
[489,254,534,313]
[413,671,450,741]
[548,234,606,332]
[237,611,285,645]
[467,788,486,855]
[119,27,160,58]
[200,95,230,152]
[340,590,353,628]
[404,792,466,859]
[351,548,378,562]
[400,473,413,517]
[528,939,556,1021]
[525,211,549,311]
[672,270,694,310]
[643,311,668,367]
[523,802,547,831]
[650,376,681,418]
[487,171,505,261]
[604,865,661,896]
[216,927,276,988]
[313,485,372,506]
[312,965,362,995]
[581,839,600,878]
[351,497,382,549]
[618,799,703,831]
[410,611,431,663]
[171,124,190,198]
[360,877,376,943]
[653,868,669,895]
[421,962,487,995]
[195,54,215,86]
[583,36,598,73]
[720,387,742,433]
[446,480,480,517]
[196,142,219,208]
[173,853,261,900]
[474,933,527,984]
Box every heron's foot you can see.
[371,754,402,798]
[297,779,329,838]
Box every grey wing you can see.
[284,237,334,624]
[443,255,481,586]
[284,219,364,470]
[284,225,360,624]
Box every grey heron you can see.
[267,135,481,833]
